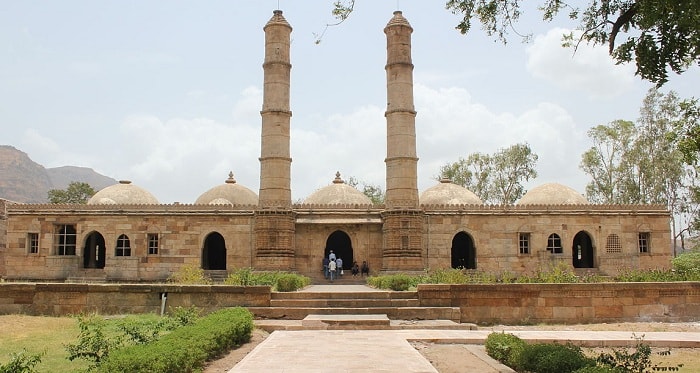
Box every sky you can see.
[1,1,698,204]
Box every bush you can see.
[367,274,420,291]
[167,264,212,285]
[672,251,700,280]
[516,342,595,373]
[275,273,310,292]
[0,350,43,373]
[224,269,310,291]
[484,332,526,369]
[572,366,622,373]
[98,307,254,373]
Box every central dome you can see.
[518,183,588,205]
[420,178,483,205]
[195,172,258,205]
[303,172,372,205]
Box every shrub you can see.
[275,273,310,292]
[572,366,621,373]
[516,342,595,373]
[484,332,526,369]
[65,314,123,370]
[0,350,43,373]
[672,251,700,280]
[595,335,682,373]
[98,307,254,373]
[167,264,212,285]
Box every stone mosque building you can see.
[0,10,671,283]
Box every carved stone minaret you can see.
[382,11,423,271]
[254,10,295,270]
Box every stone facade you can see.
[0,10,673,283]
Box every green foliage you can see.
[444,1,700,85]
[367,273,420,291]
[0,350,44,373]
[65,315,122,370]
[614,268,679,283]
[224,268,310,292]
[98,308,254,373]
[346,176,385,204]
[48,182,96,204]
[595,335,682,373]
[517,262,581,284]
[671,251,700,281]
[572,366,621,373]
[167,264,212,285]
[484,332,526,369]
[438,143,537,204]
[517,342,596,373]
[167,306,200,327]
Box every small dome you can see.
[303,172,372,205]
[195,172,258,205]
[88,180,159,205]
[420,178,483,205]
[518,183,588,205]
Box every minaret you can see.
[254,10,295,270]
[384,11,419,209]
[259,9,292,208]
[381,11,424,271]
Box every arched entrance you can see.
[451,231,476,269]
[83,231,106,269]
[572,231,595,268]
[202,232,226,270]
[324,230,353,271]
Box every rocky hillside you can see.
[0,145,117,203]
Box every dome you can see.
[303,172,372,205]
[88,180,159,205]
[518,183,588,205]
[420,178,483,205]
[195,172,258,205]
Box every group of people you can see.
[322,250,369,282]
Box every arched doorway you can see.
[202,232,226,270]
[451,231,476,269]
[572,231,595,268]
[83,231,106,269]
[325,230,353,271]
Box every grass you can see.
[0,315,89,372]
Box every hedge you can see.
[98,307,253,373]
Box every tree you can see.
[47,181,96,204]
[346,176,385,204]
[330,1,700,85]
[580,89,699,253]
[438,143,538,204]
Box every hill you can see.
[0,145,117,203]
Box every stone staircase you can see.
[247,287,470,331]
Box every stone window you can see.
[546,233,562,254]
[401,235,409,250]
[147,233,159,255]
[116,234,131,257]
[27,232,39,254]
[606,234,622,253]
[518,233,530,254]
[54,224,76,255]
[638,232,650,253]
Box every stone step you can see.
[270,298,420,308]
[301,314,391,330]
[271,291,417,300]
[254,317,477,332]
[247,306,461,322]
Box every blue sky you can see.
[1,1,698,203]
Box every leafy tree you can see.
[330,1,700,85]
[580,89,699,253]
[438,143,538,204]
[47,182,96,204]
[347,176,385,204]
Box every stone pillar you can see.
[255,10,295,270]
[382,11,423,271]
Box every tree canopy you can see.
[48,182,96,204]
[438,143,538,204]
[330,0,700,85]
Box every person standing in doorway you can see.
[328,258,337,282]
[329,250,336,261]
[336,257,343,277]
[322,256,330,279]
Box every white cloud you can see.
[526,28,635,98]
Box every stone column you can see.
[255,10,295,270]
[382,11,423,271]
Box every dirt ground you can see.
[202,322,700,373]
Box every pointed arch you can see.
[202,232,226,270]
[573,231,595,268]
[451,231,476,269]
[325,230,353,271]
[83,231,106,269]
